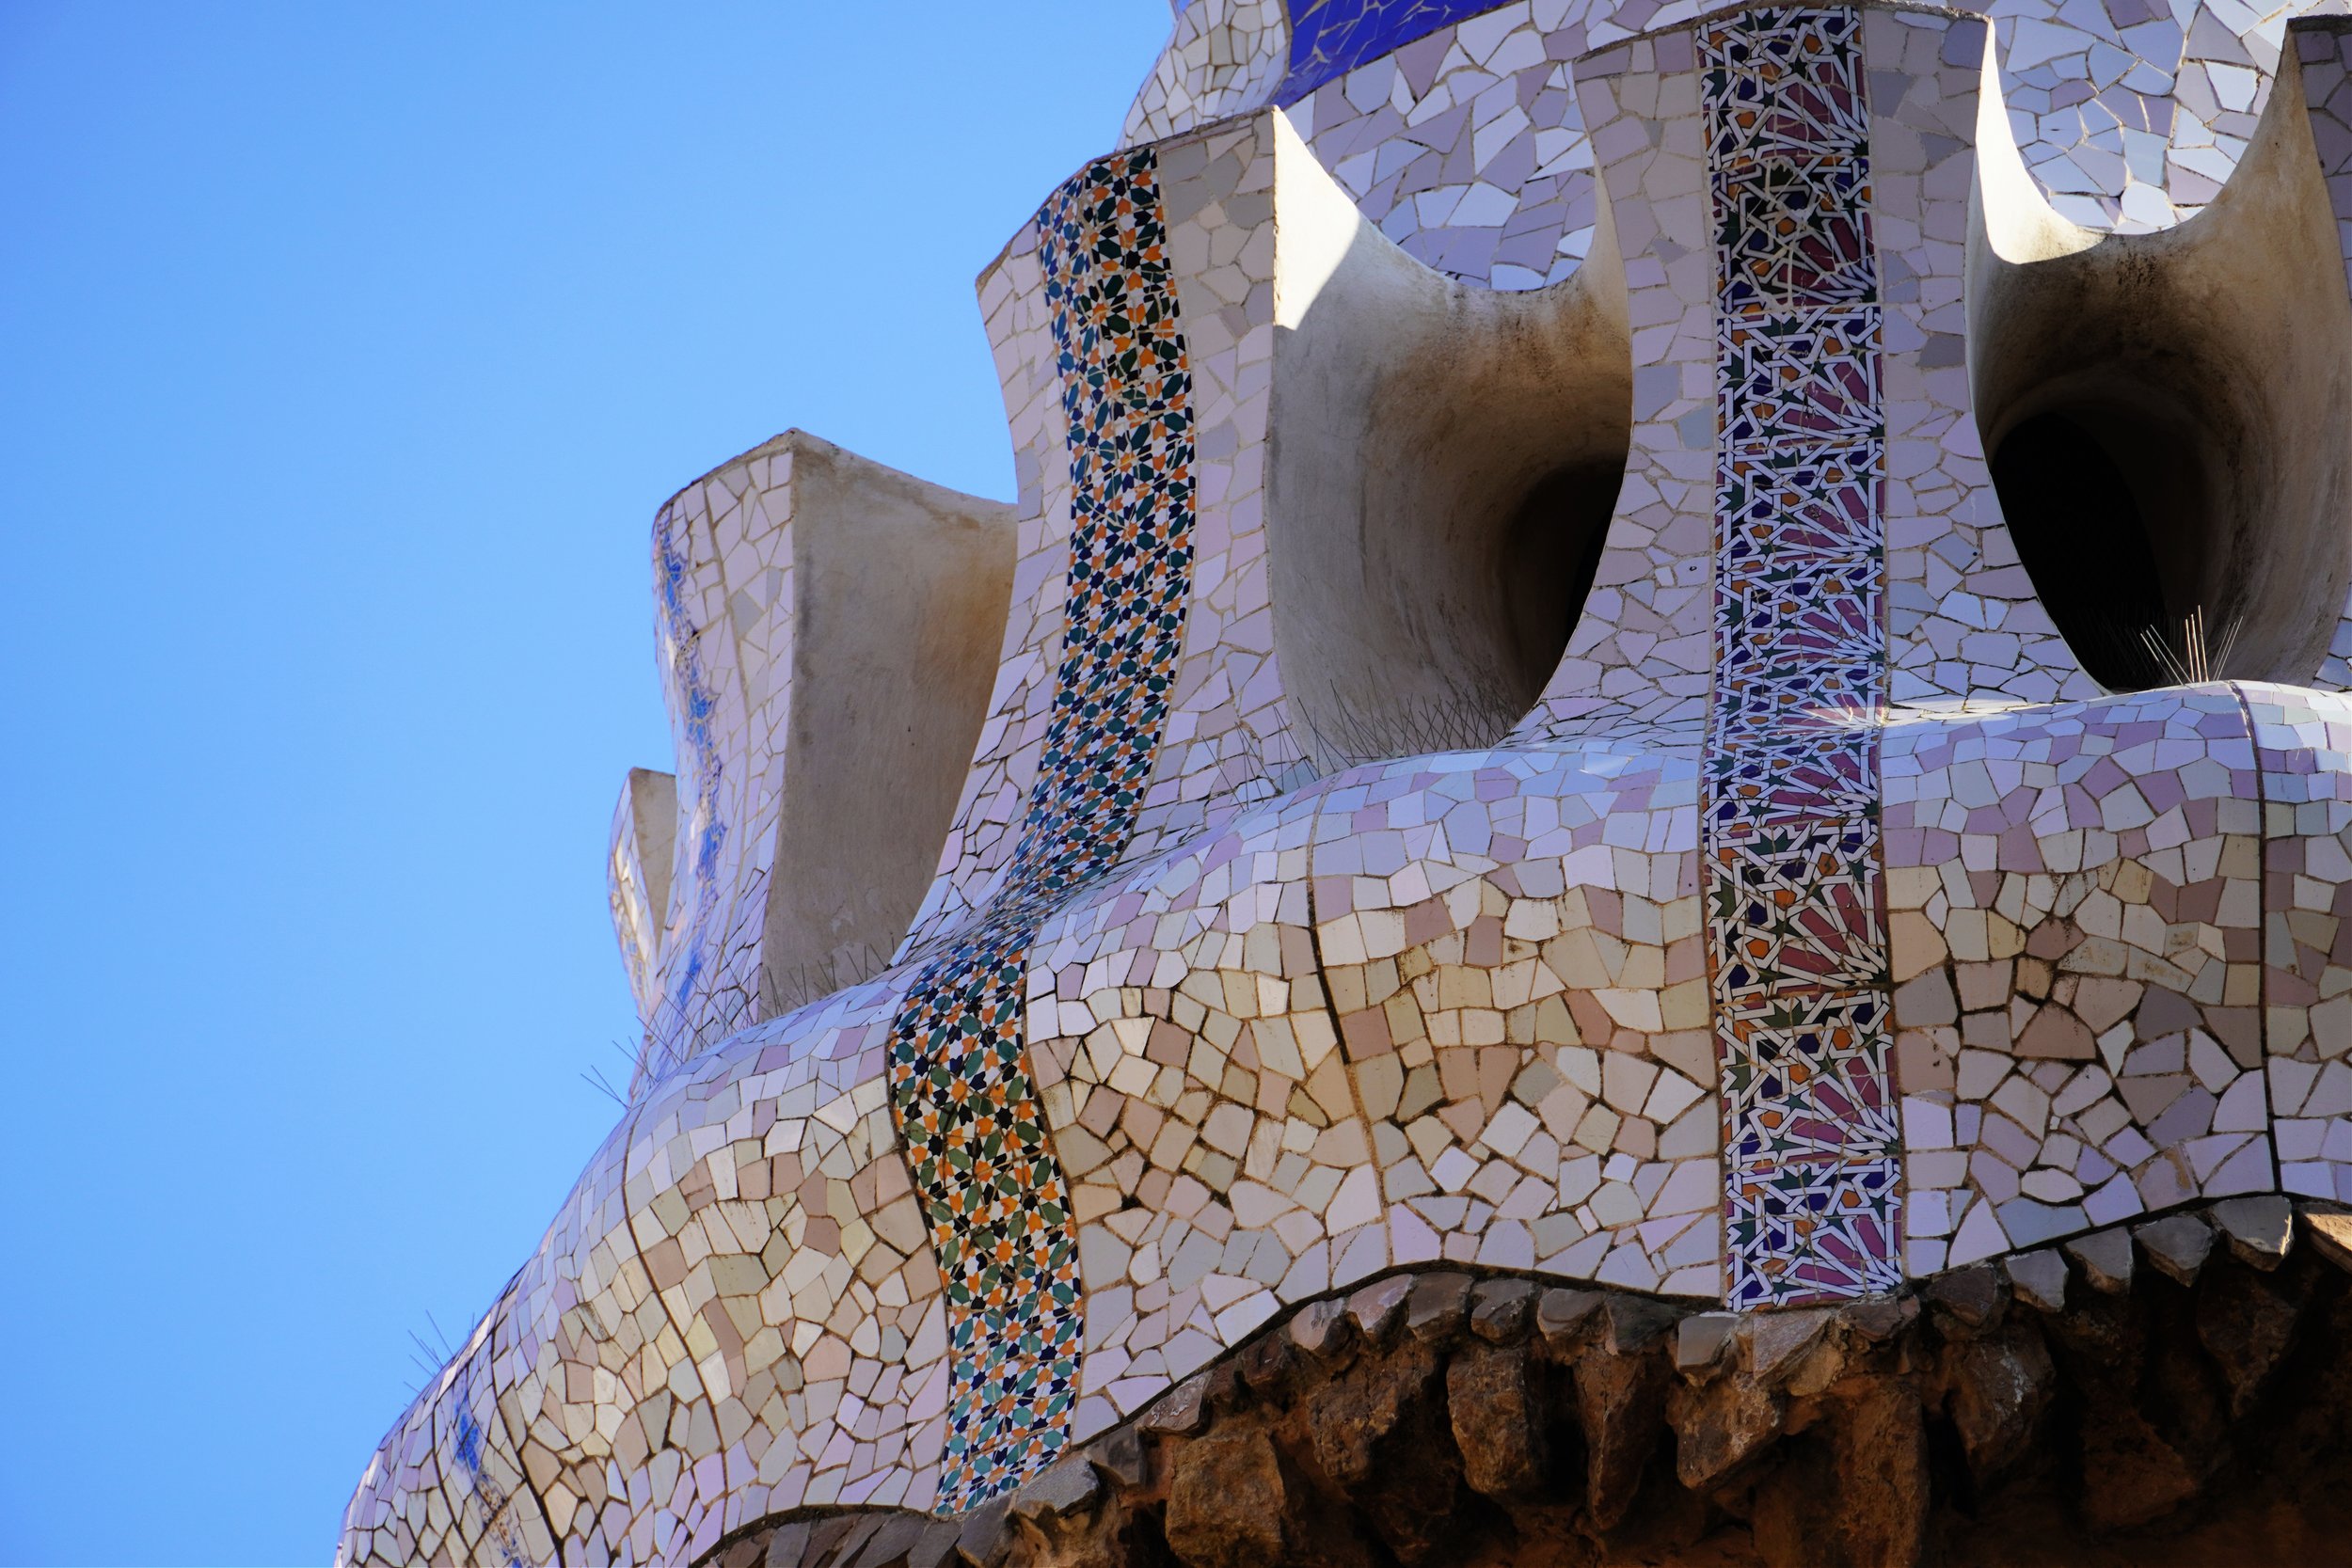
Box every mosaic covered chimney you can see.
[344,3,2352,1564]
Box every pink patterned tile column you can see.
[1700,6,1902,1307]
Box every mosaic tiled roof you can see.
[344,4,2352,1562]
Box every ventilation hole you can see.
[1991,411,2173,690]
[1298,451,1626,770]
[1501,457,1624,687]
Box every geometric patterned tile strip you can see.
[1700,6,1903,1307]
[885,148,1197,1511]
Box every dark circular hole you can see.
[1500,456,1625,694]
[1990,410,2171,690]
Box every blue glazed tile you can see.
[1277,0,1516,104]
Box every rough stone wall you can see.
[708,1198,2352,1568]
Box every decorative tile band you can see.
[1698,7,1902,1308]
[887,149,1197,1512]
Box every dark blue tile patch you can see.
[1277,0,1518,103]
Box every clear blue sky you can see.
[0,6,1169,1563]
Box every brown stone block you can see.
[2193,1258,2312,1418]
[1667,1370,1782,1491]
[2076,1402,2201,1532]
[1303,1343,1459,1562]
[1940,1325,2055,1487]
[1446,1342,1549,1499]
[1751,1380,1927,1568]
[1167,1429,1301,1568]
[1572,1338,1671,1530]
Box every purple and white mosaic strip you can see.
[1701,6,1902,1308]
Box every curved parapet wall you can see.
[625,432,1014,1070]
[348,4,2352,1561]
[1122,0,1292,147]
[611,766,678,1023]
[1120,0,2349,293]
[1260,110,1631,772]
[1971,27,2352,692]
[906,104,1628,957]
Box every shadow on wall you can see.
[1264,115,1631,770]
[1972,36,2352,693]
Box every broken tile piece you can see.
[2004,1250,2070,1314]
[2065,1229,2136,1295]
[2207,1196,2294,1271]
[2135,1214,2217,1287]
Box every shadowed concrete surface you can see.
[1264,113,1632,766]
[608,429,1015,1048]
[1971,36,2352,689]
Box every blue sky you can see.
[0,5,1169,1562]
